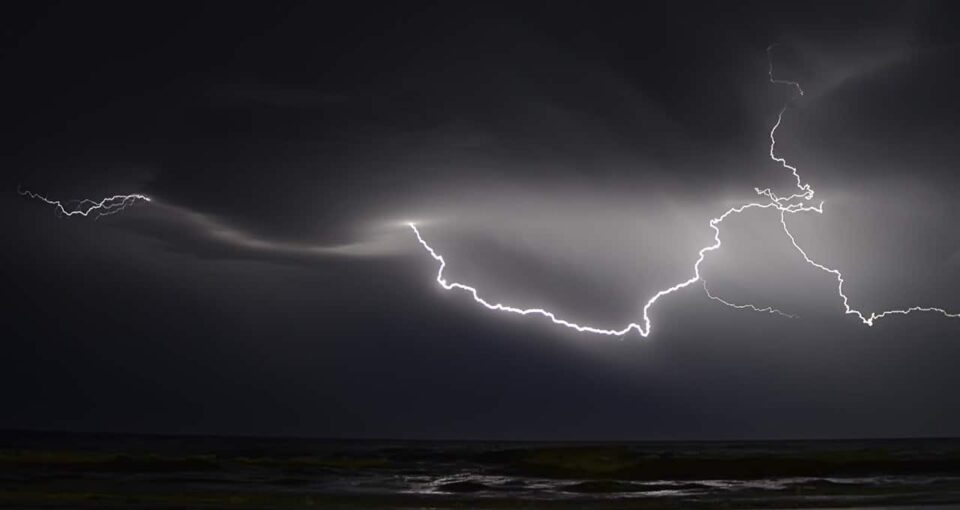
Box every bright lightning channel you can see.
[410,200,812,337]
[409,45,960,336]
[18,187,150,218]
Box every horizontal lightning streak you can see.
[410,199,813,337]
[18,187,150,218]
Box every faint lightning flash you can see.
[409,45,960,336]
[703,280,796,319]
[18,187,150,218]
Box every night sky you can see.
[4,1,960,440]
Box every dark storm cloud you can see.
[214,84,351,109]
[3,0,960,439]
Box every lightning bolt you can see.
[409,45,960,336]
[410,200,813,337]
[779,210,960,325]
[18,186,150,218]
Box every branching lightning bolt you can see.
[410,200,806,337]
[778,207,960,325]
[761,45,960,326]
[18,186,150,218]
[17,45,959,336]
[409,45,960,336]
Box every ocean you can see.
[2,431,960,508]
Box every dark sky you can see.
[3,1,960,440]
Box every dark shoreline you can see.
[5,428,959,444]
